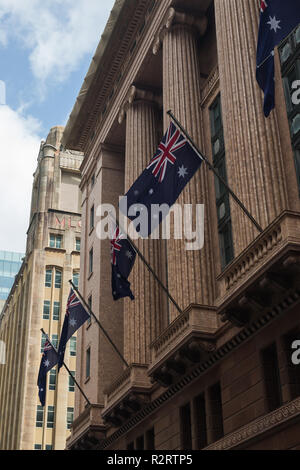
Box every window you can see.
[87,295,92,326]
[283,329,300,400]
[261,343,283,412]
[127,442,134,450]
[90,205,95,232]
[75,238,81,252]
[210,94,234,269]
[70,336,77,357]
[136,435,144,450]
[45,269,52,288]
[208,382,224,443]
[194,393,207,450]
[91,173,96,188]
[53,302,60,321]
[55,269,62,289]
[49,234,62,249]
[43,301,50,320]
[180,402,192,449]
[49,369,56,391]
[73,272,79,289]
[47,406,55,428]
[89,248,93,275]
[36,405,44,428]
[34,444,42,450]
[45,445,53,451]
[51,334,58,349]
[86,347,91,380]
[69,371,75,392]
[41,333,47,353]
[67,407,74,430]
[279,25,300,194]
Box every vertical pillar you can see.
[119,86,165,365]
[214,0,288,254]
[153,8,215,321]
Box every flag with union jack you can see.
[119,121,202,237]
[37,339,58,406]
[256,0,300,116]
[57,289,90,370]
[111,225,136,301]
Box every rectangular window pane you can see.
[51,334,58,349]
[136,435,144,450]
[90,205,95,231]
[67,407,74,430]
[73,272,79,289]
[87,296,92,326]
[89,248,93,275]
[70,336,77,356]
[36,405,44,428]
[53,302,60,321]
[45,445,53,451]
[180,403,192,450]
[45,269,52,288]
[69,371,75,392]
[49,369,56,391]
[208,382,224,443]
[43,301,50,320]
[194,393,207,450]
[41,333,47,353]
[76,238,81,252]
[145,428,155,450]
[55,269,62,289]
[86,347,91,379]
[34,444,42,450]
[47,406,55,429]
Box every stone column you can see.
[119,86,165,365]
[214,0,288,254]
[153,8,215,321]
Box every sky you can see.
[0,0,115,253]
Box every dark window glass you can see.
[86,347,91,379]
[34,444,42,450]
[180,402,192,450]
[261,343,283,412]
[72,272,79,289]
[210,94,234,269]
[49,234,62,249]
[49,369,56,391]
[41,333,47,353]
[45,269,52,288]
[70,336,76,357]
[90,205,95,231]
[145,427,155,450]
[55,269,62,289]
[75,238,81,252]
[51,334,58,349]
[136,435,144,450]
[43,300,50,320]
[47,406,55,429]
[67,407,74,430]
[89,248,93,275]
[45,445,53,450]
[127,442,134,450]
[208,382,224,443]
[69,371,75,392]
[194,393,207,450]
[53,301,60,321]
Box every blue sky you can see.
[0,0,115,252]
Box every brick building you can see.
[62,0,300,450]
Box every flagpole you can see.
[167,110,264,234]
[41,329,91,406]
[111,213,184,317]
[68,281,130,368]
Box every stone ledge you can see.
[66,404,106,450]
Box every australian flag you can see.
[57,289,90,370]
[37,339,58,406]
[111,225,136,301]
[256,0,300,117]
[119,121,202,237]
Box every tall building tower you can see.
[0,127,83,450]
[62,0,300,451]
[0,251,24,313]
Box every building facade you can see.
[0,251,24,313]
[0,127,83,450]
[62,0,300,450]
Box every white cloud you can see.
[0,104,42,252]
[0,0,114,84]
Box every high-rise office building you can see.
[0,127,83,450]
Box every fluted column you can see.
[119,86,165,365]
[215,0,288,254]
[154,8,215,321]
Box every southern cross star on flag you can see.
[111,225,136,301]
[256,0,300,117]
[37,339,58,406]
[119,121,203,237]
[57,289,90,370]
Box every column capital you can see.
[118,85,161,124]
[153,7,207,55]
